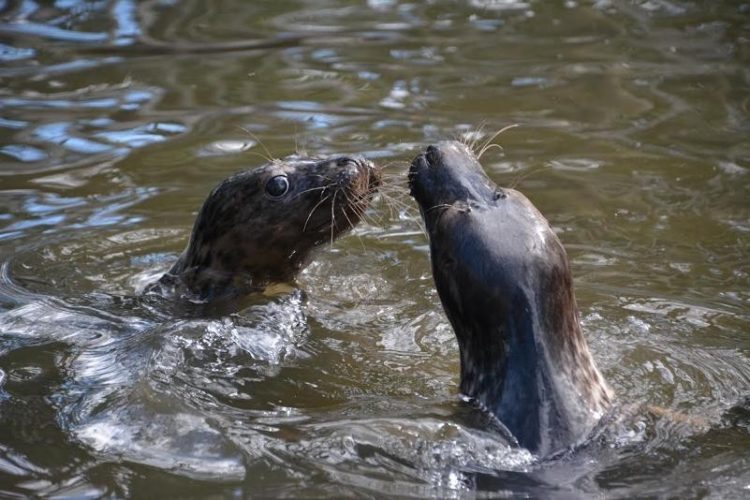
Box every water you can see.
[0,0,748,497]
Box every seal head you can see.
[150,155,380,302]
[409,140,612,456]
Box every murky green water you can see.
[1,0,748,497]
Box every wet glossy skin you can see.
[410,141,612,456]
[147,156,380,302]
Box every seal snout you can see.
[361,158,383,191]
[409,140,492,208]
[407,153,428,199]
[408,144,451,205]
[331,156,380,195]
[425,144,442,167]
[355,157,382,195]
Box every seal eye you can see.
[266,175,289,197]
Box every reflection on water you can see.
[0,0,748,497]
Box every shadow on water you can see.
[0,0,748,497]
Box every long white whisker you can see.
[293,184,335,200]
[238,127,275,163]
[329,189,338,247]
[303,193,331,232]
[477,143,504,159]
[477,124,519,159]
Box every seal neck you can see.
[157,243,302,302]
[456,282,612,457]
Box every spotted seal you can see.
[147,155,380,303]
[408,140,612,456]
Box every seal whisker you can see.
[238,127,276,164]
[344,190,381,228]
[329,189,338,247]
[477,143,504,159]
[339,200,368,252]
[376,190,422,221]
[509,166,545,190]
[370,182,410,203]
[425,203,461,214]
[294,184,335,200]
[380,192,415,215]
[470,121,488,152]
[379,160,409,171]
[293,127,309,158]
[476,123,519,159]
[365,190,389,225]
[378,169,408,184]
[303,192,332,232]
[376,190,426,235]
[367,189,399,218]
[239,150,278,165]
[374,182,407,194]
[455,121,487,154]
[306,173,332,180]
[340,189,367,218]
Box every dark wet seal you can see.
[408,140,613,457]
[145,155,381,303]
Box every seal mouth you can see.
[304,156,381,235]
[348,157,382,211]
[364,159,382,192]
[407,152,429,200]
[408,144,458,210]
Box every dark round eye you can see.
[266,175,289,197]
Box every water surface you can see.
[0,0,748,497]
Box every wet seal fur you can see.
[146,155,380,303]
[408,140,613,457]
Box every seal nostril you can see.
[426,145,440,166]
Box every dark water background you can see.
[0,0,748,497]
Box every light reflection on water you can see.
[0,0,748,497]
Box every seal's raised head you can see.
[409,141,498,211]
[409,140,612,456]
[151,155,380,302]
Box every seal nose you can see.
[362,158,382,189]
[425,145,442,167]
[335,157,359,180]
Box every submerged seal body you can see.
[408,141,612,457]
[148,155,380,302]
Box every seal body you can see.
[409,141,612,456]
[148,155,380,302]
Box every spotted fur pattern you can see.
[147,156,380,303]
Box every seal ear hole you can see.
[266,175,290,198]
[494,190,507,200]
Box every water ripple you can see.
[0,0,747,497]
